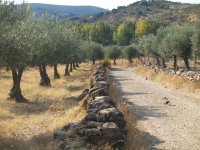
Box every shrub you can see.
[101,58,111,68]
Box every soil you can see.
[110,67,200,150]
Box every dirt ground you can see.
[0,63,92,150]
[110,67,200,150]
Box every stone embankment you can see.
[54,65,126,150]
[144,64,200,82]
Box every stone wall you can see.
[54,65,126,150]
[144,64,200,82]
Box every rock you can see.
[64,145,71,150]
[81,128,101,143]
[59,141,65,150]
[164,100,170,105]
[77,89,89,100]
[100,122,125,148]
[96,77,106,82]
[54,131,68,140]
[85,112,97,121]
[88,97,115,111]
[94,81,109,89]
[80,121,103,129]
[98,108,126,128]
[94,96,115,106]
[90,88,108,98]
[89,87,101,95]
[95,73,105,80]
[93,70,105,77]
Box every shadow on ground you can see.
[109,67,165,150]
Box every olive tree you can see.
[105,45,122,65]
[137,34,167,68]
[191,22,200,67]
[0,17,35,102]
[124,45,139,63]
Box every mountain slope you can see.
[27,3,109,20]
[86,1,200,24]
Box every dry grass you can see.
[109,77,147,150]
[135,66,200,93]
[0,63,93,150]
[110,58,130,69]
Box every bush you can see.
[101,58,111,68]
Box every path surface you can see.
[110,67,200,150]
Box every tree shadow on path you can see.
[109,68,166,150]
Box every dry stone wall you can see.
[54,65,126,150]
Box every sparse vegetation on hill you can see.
[86,0,200,24]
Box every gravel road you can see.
[110,67,200,150]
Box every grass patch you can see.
[0,63,92,149]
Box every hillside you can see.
[28,3,109,20]
[85,0,200,24]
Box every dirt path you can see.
[110,67,200,150]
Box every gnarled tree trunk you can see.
[154,55,161,67]
[173,55,178,72]
[38,64,51,86]
[194,52,197,69]
[73,63,76,70]
[64,64,70,76]
[53,64,60,79]
[69,63,73,72]
[9,67,27,102]
[92,56,95,64]
[161,56,167,69]
[75,62,79,68]
[113,59,116,65]
[183,53,190,71]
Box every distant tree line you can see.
[72,17,200,72]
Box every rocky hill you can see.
[85,0,200,24]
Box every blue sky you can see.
[11,0,200,10]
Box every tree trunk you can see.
[194,52,197,69]
[75,62,79,68]
[64,64,70,76]
[69,63,73,72]
[155,55,161,67]
[38,64,51,86]
[183,53,190,71]
[173,55,178,72]
[53,64,60,79]
[73,63,76,70]
[9,67,27,102]
[113,59,116,65]
[161,57,167,69]
[92,56,95,64]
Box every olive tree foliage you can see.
[191,21,200,66]
[124,45,140,63]
[0,3,35,102]
[138,34,160,65]
[80,41,104,64]
[0,2,84,102]
[105,46,122,65]
[158,25,193,70]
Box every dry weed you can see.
[135,66,200,92]
[0,63,92,149]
